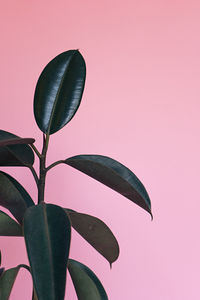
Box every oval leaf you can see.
[34,50,86,135]
[0,171,35,224]
[0,264,30,300]
[65,155,152,217]
[66,209,119,265]
[23,203,71,300]
[68,259,108,300]
[0,130,35,166]
[0,210,22,236]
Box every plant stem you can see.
[28,166,39,185]
[30,144,42,159]
[46,160,65,171]
[38,134,49,204]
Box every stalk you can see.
[46,159,65,171]
[38,134,49,203]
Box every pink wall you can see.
[1,0,200,299]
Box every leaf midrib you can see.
[43,204,55,299]
[47,51,77,134]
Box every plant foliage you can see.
[0,50,152,299]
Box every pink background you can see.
[0,0,200,299]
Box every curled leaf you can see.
[0,137,35,147]
[0,130,35,166]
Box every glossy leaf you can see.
[0,171,35,224]
[0,130,35,166]
[0,210,22,236]
[34,50,86,135]
[0,137,35,147]
[0,264,29,300]
[65,155,152,217]
[24,203,71,300]
[66,209,119,265]
[68,259,108,300]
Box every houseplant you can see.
[0,49,152,300]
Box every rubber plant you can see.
[0,50,152,300]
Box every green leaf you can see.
[0,130,35,166]
[0,171,35,224]
[0,210,22,236]
[23,203,71,300]
[0,137,35,147]
[0,264,30,300]
[65,155,152,217]
[68,259,108,300]
[66,209,119,265]
[34,50,86,135]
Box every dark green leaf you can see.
[68,259,108,300]
[66,209,119,265]
[24,203,71,300]
[65,155,152,217]
[0,210,22,236]
[34,50,86,135]
[0,171,35,224]
[0,137,35,147]
[0,130,35,166]
[0,264,30,300]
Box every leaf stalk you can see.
[28,166,39,185]
[30,144,41,159]
[46,160,65,171]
